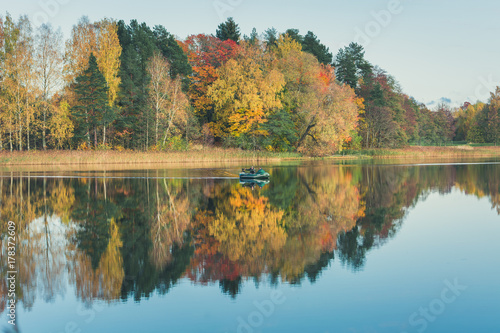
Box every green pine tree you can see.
[216,17,241,43]
[302,31,333,65]
[73,53,109,149]
[334,43,372,89]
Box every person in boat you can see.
[244,166,255,174]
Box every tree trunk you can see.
[42,103,47,150]
[146,111,149,150]
[86,110,90,148]
[9,127,13,152]
[155,105,159,146]
[103,125,106,146]
[18,113,22,151]
[94,126,98,149]
[366,128,369,149]
[26,102,30,151]
[297,119,316,148]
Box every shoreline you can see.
[0,146,499,171]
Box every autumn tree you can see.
[147,52,189,147]
[208,41,285,145]
[1,14,35,151]
[455,102,485,142]
[274,35,361,155]
[49,98,73,149]
[64,16,97,84]
[180,34,240,123]
[35,23,63,150]
[484,87,500,145]
[65,17,121,146]
[434,104,456,145]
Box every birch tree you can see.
[147,52,189,148]
[35,23,62,150]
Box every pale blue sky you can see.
[2,0,500,107]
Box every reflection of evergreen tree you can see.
[219,277,242,299]
[71,179,118,269]
[120,240,193,300]
[304,252,334,283]
[337,228,366,270]
[116,178,194,301]
[262,167,299,211]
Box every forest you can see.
[0,15,499,156]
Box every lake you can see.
[0,160,499,333]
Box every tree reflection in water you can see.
[0,163,499,307]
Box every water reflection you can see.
[0,163,499,311]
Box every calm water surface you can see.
[0,161,499,333]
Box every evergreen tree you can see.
[334,43,372,89]
[284,28,303,44]
[263,27,278,48]
[216,17,240,43]
[72,53,109,148]
[282,29,332,65]
[244,28,259,45]
[302,31,333,65]
[116,20,157,149]
[153,25,191,78]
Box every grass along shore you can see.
[341,145,500,159]
[0,146,499,167]
[0,148,303,166]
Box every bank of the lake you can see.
[0,146,499,167]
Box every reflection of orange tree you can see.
[270,167,364,281]
[187,210,242,283]
[187,187,287,284]
[187,167,364,284]
[209,187,286,262]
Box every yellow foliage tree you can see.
[274,35,361,156]
[49,99,74,149]
[208,42,285,139]
[147,53,189,147]
[64,16,98,84]
[95,18,121,107]
[64,17,121,102]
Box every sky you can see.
[2,0,500,108]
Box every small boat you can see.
[239,168,270,180]
[240,179,270,189]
